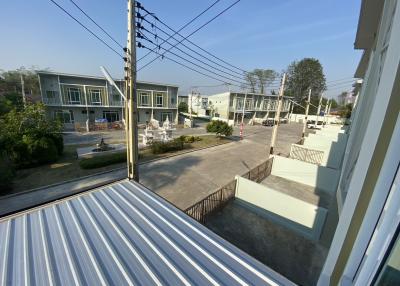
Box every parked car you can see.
[262,119,274,126]
[307,120,325,129]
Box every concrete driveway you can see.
[139,123,304,209]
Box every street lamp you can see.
[100,66,127,127]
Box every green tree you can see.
[244,69,278,94]
[243,72,257,93]
[0,103,63,168]
[253,69,279,94]
[178,101,188,113]
[285,58,327,113]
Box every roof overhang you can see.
[354,49,371,78]
[354,0,384,50]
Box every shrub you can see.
[206,120,233,137]
[0,103,63,168]
[79,152,126,169]
[179,135,202,143]
[150,138,184,154]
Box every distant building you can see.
[37,71,178,130]
[177,94,188,105]
[189,91,292,123]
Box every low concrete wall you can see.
[235,176,327,240]
[271,156,340,194]
[304,133,348,169]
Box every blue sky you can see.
[0,0,362,98]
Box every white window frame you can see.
[67,87,81,104]
[55,110,74,123]
[155,92,165,107]
[103,110,120,122]
[139,91,150,106]
[90,89,102,105]
[161,112,172,122]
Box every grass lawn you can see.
[10,135,231,193]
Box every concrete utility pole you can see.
[20,74,26,106]
[323,98,330,126]
[269,73,286,156]
[125,0,139,181]
[301,88,312,143]
[240,91,247,139]
[315,93,323,128]
[327,101,332,116]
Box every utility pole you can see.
[315,93,323,128]
[323,98,330,126]
[301,88,312,144]
[125,0,139,181]
[20,73,26,106]
[269,73,286,156]
[240,91,247,139]
[190,90,193,123]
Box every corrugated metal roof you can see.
[0,180,294,286]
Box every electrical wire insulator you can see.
[123,57,128,62]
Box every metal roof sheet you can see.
[0,180,293,286]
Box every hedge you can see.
[79,152,126,169]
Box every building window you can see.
[67,87,81,104]
[139,92,150,106]
[103,111,120,122]
[155,92,164,107]
[55,110,74,123]
[90,89,102,105]
[45,90,57,104]
[161,112,172,122]
[201,98,208,108]
[171,97,175,105]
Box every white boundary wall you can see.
[271,156,340,194]
[235,176,327,240]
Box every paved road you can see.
[1,123,304,216]
[139,123,304,209]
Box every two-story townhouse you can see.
[203,91,292,123]
[37,71,178,131]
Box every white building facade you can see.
[38,71,178,130]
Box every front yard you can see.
[9,135,232,194]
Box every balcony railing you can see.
[184,157,274,223]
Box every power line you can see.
[326,76,355,83]
[139,37,250,87]
[69,0,124,49]
[137,0,221,62]
[137,0,242,72]
[48,0,124,59]
[139,43,243,88]
[138,27,246,81]
[139,17,246,78]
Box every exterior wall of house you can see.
[201,92,292,123]
[38,72,178,129]
[318,0,400,284]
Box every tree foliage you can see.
[0,103,63,168]
[178,101,188,113]
[244,69,278,94]
[206,120,233,137]
[285,58,327,102]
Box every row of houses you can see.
[37,71,179,131]
[37,71,293,130]
[184,91,292,124]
